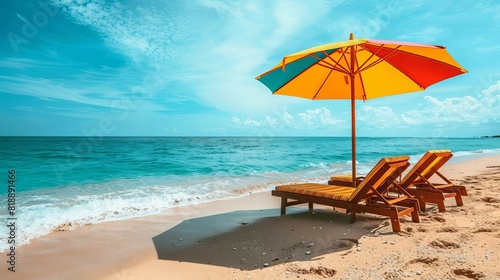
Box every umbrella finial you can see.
[349,33,354,40]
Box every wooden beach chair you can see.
[329,150,468,212]
[273,156,420,232]
[398,150,468,212]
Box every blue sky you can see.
[1,0,499,137]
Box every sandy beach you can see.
[2,155,500,280]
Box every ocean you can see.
[1,136,499,251]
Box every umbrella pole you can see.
[350,74,356,188]
[349,33,357,188]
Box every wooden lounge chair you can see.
[329,150,468,212]
[398,150,467,212]
[273,156,420,232]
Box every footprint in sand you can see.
[430,216,446,223]
[336,239,357,248]
[429,239,460,249]
[453,268,485,279]
[482,197,500,203]
[465,180,480,184]
[437,227,459,233]
[473,228,496,233]
[449,208,469,215]
[407,257,438,265]
[417,227,428,232]
[290,266,336,277]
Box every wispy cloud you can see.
[14,105,106,119]
[477,45,500,53]
[2,0,498,136]
[474,2,500,20]
[178,0,346,114]
[0,74,170,114]
[50,0,176,64]
[398,26,444,43]
[46,0,344,115]
[0,57,66,70]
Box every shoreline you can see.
[2,147,499,254]
[2,154,500,279]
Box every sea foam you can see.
[0,161,357,252]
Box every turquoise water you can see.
[0,136,499,250]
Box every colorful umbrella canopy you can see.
[256,33,467,187]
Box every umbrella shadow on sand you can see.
[152,208,387,270]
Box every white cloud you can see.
[408,88,500,125]
[282,112,295,125]
[232,107,344,130]
[357,81,500,129]
[482,80,500,95]
[232,82,500,132]
[231,116,280,128]
[298,108,343,126]
[357,106,404,129]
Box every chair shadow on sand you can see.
[152,208,387,270]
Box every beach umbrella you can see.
[256,33,467,187]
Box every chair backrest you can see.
[348,155,410,203]
[400,150,452,187]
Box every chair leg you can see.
[280,197,287,216]
[417,197,426,212]
[454,189,464,206]
[308,202,313,213]
[350,210,356,223]
[458,186,468,196]
[390,211,401,232]
[437,200,446,212]
[410,200,420,223]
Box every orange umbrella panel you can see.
[256,39,467,101]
